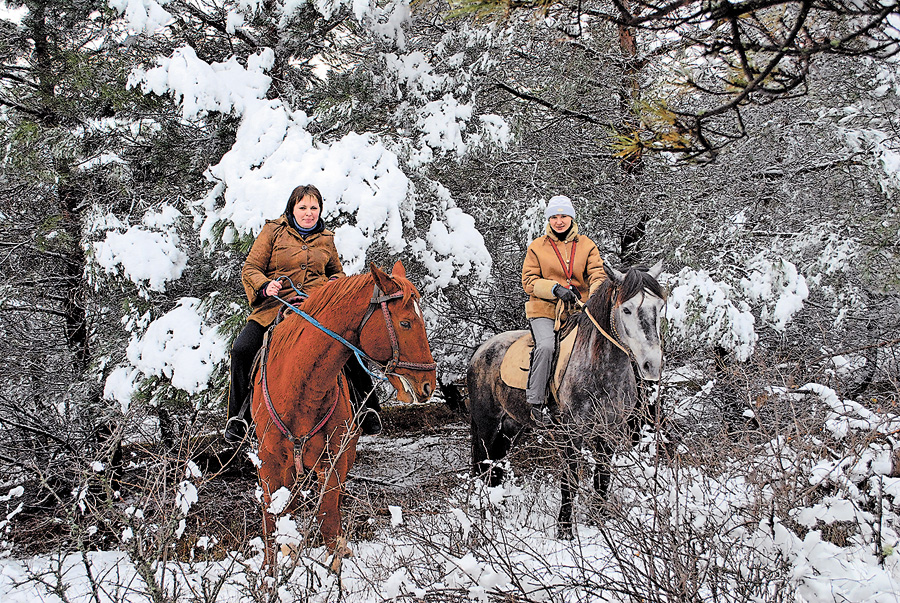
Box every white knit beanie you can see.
[545,195,576,220]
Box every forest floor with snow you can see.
[3,376,900,602]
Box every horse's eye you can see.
[622,308,632,315]
[400,320,411,329]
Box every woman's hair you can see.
[284,184,324,216]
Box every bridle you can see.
[578,285,666,363]
[359,285,438,374]
[577,296,632,359]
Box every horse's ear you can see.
[391,260,406,279]
[370,262,401,294]
[603,261,625,285]
[648,259,663,279]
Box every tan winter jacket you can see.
[522,223,605,320]
[241,215,345,327]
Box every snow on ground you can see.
[4,383,900,602]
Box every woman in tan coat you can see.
[224,184,378,443]
[522,195,605,425]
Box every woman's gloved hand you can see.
[552,284,578,303]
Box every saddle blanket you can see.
[499,326,578,392]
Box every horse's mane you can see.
[299,270,420,317]
[580,264,666,332]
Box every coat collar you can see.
[271,214,333,239]
[545,222,579,243]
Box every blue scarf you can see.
[288,214,325,237]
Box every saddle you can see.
[499,324,579,397]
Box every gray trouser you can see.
[526,317,556,407]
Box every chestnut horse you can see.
[251,261,436,565]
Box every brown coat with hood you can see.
[522,223,605,320]
[241,215,345,327]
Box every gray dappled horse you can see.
[467,262,665,538]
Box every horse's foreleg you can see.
[593,456,612,500]
[314,461,345,549]
[307,435,352,551]
[557,443,577,540]
[589,439,614,525]
[257,438,296,571]
[592,438,614,499]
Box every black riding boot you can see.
[344,355,382,435]
[224,321,265,445]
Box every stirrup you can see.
[224,417,249,445]
[358,408,383,436]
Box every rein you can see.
[581,303,631,358]
[577,284,667,363]
[269,278,436,379]
[575,282,633,358]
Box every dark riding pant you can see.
[526,317,556,407]
[344,354,378,411]
[227,320,266,425]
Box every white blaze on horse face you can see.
[413,299,423,321]
[614,290,665,381]
[389,373,418,404]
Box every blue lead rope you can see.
[268,277,389,382]
[274,275,308,301]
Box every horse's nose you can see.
[422,381,432,397]
[640,354,663,381]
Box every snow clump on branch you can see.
[90,205,187,295]
[118,298,227,397]
[108,0,172,35]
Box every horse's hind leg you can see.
[557,443,577,540]
[471,412,520,487]
[471,414,501,485]
[490,416,523,484]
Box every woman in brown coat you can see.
[224,184,379,443]
[522,195,605,425]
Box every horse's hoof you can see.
[329,536,353,572]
